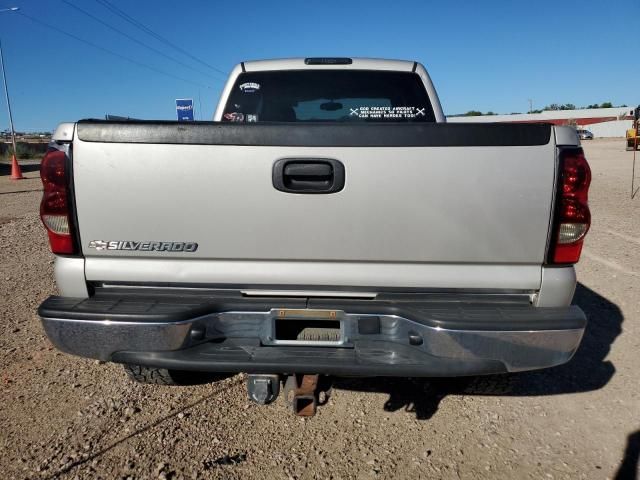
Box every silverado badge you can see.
[88,240,198,252]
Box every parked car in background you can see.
[577,129,594,140]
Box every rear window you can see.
[222,70,435,123]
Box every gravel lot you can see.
[1,139,638,479]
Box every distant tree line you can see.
[529,102,626,113]
[452,102,628,117]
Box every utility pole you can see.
[0,7,22,179]
[528,99,533,114]
[632,106,639,199]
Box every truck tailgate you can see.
[73,122,556,290]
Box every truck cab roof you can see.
[240,57,417,72]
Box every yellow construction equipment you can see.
[627,106,640,151]
[627,128,639,151]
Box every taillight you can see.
[40,149,78,255]
[548,148,591,264]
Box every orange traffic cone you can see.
[10,153,24,180]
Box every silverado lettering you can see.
[88,240,198,252]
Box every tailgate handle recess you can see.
[273,158,345,194]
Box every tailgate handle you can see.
[273,158,345,194]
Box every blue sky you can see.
[0,0,637,131]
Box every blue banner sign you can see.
[176,98,194,121]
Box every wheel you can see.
[123,364,231,386]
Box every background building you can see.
[447,107,634,137]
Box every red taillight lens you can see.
[40,150,67,188]
[549,148,591,264]
[561,151,591,201]
[40,149,77,255]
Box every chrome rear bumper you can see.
[39,294,586,377]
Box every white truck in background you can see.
[37,58,591,416]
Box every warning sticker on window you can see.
[349,106,426,119]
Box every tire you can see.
[123,364,231,386]
[460,374,516,395]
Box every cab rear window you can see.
[222,70,435,123]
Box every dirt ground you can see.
[0,139,638,479]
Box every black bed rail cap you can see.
[76,120,552,147]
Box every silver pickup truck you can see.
[38,58,591,414]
